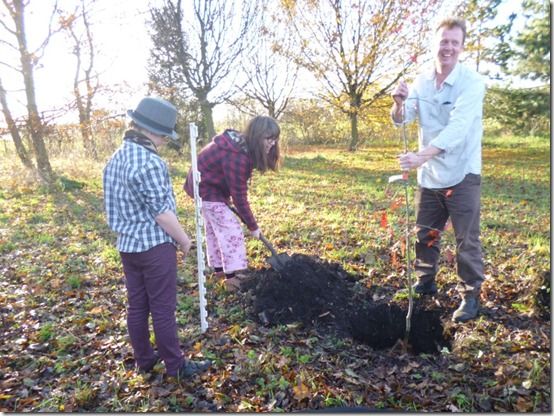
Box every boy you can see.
[103,96,211,377]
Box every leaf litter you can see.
[0,143,551,412]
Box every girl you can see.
[184,116,280,291]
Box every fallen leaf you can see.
[444,248,455,264]
[390,198,403,210]
[89,306,104,315]
[380,211,388,228]
[345,368,359,378]
[293,382,311,401]
[426,230,440,247]
[522,380,532,389]
[515,396,533,412]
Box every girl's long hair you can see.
[243,116,281,173]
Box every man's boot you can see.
[452,292,480,322]
[412,279,438,295]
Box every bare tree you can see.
[0,0,58,183]
[0,77,33,168]
[229,35,299,120]
[281,0,439,150]
[60,0,99,159]
[148,0,260,139]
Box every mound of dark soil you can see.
[243,254,450,354]
[248,254,355,327]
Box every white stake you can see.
[189,123,208,333]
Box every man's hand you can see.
[392,80,409,105]
[398,152,422,170]
[398,146,442,170]
[391,80,409,123]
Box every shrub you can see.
[484,85,550,137]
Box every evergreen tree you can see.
[509,0,550,82]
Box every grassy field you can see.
[0,135,550,412]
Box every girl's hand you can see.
[250,228,261,239]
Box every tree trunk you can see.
[84,87,97,159]
[14,0,54,183]
[268,102,276,119]
[348,109,359,151]
[0,77,34,169]
[77,0,97,160]
[199,98,216,140]
[72,36,94,159]
[75,82,95,159]
[76,96,94,157]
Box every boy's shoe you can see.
[138,353,160,374]
[177,359,212,378]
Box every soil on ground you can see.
[240,254,451,354]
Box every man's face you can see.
[434,26,464,69]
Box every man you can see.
[390,17,486,323]
[103,96,211,378]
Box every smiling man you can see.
[390,17,486,323]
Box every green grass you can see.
[0,135,550,412]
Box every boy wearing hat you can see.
[103,96,210,379]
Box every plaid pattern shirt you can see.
[184,130,257,230]
[103,136,177,253]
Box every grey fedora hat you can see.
[127,97,179,141]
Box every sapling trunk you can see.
[401,103,414,343]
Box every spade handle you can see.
[259,234,284,266]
